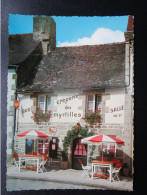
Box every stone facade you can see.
[8,16,134,176]
[7,68,17,162]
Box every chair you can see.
[107,163,123,182]
[78,159,91,177]
[12,153,19,167]
[39,156,48,173]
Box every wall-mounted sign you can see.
[49,127,57,133]
[14,100,19,109]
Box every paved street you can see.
[7,166,133,191]
[7,178,101,191]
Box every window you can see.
[38,95,51,112]
[74,139,87,156]
[87,94,102,112]
[38,140,49,155]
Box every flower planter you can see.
[61,161,68,169]
[123,168,129,176]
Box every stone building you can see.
[8,16,134,175]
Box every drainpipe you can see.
[10,65,19,153]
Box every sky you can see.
[9,14,129,47]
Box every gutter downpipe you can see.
[11,65,19,153]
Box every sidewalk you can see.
[7,166,133,191]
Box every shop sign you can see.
[49,127,57,133]
[14,100,19,109]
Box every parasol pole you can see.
[102,142,103,161]
[115,143,116,157]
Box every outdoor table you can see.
[91,160,113,182]
[18,154,45,173]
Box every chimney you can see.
[124,16,134,42]
[33,16,56,54]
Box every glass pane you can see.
[47,96,51,111]
[39,102,44,111]
[88,95,94,101]
[74,150,78,155]
[79,150,82,155]
[39,96,44,102]
[88,102,93,110]
[97,95,102,102]
[83,150,87,155]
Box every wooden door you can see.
[26,139,34,154]
[72,138,87,170]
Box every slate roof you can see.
[17,42,125,92]
[9,33,41,65]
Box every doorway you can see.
[72,138,87,170]
[26,139,34,154]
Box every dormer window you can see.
[78,61,84,66]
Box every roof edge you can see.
[17,86,126,94]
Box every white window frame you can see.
[38,95,46,112]
[38,95,51,113]
[86,94,102,113]
[37,139,49,154]
[87,95,95,112]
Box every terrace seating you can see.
[12,153,19,167]
[78,159,91,177]
[39,156,49,173]
[107,163,123,182]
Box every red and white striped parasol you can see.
[16,130,49,140]
[81,134,124,144]
[81,134,124,160]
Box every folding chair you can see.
[78,159,91,177]
[11,153,19,167]
[108,163,123,182]
[39,156,48,173]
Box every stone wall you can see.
[7,69,17,162]
[15,121,124,156]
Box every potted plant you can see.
[61,151,68,169]
[123,163,129,176]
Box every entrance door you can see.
[26,139,34,154]
[72,138,87,170]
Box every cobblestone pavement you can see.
[7,178,102,191]
[7,166,133,191]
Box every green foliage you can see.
[31,106,51,123]
[82,109,101,125]
[62,150,68,161]
[62,126,94,161]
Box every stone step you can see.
[47,160,61,168]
